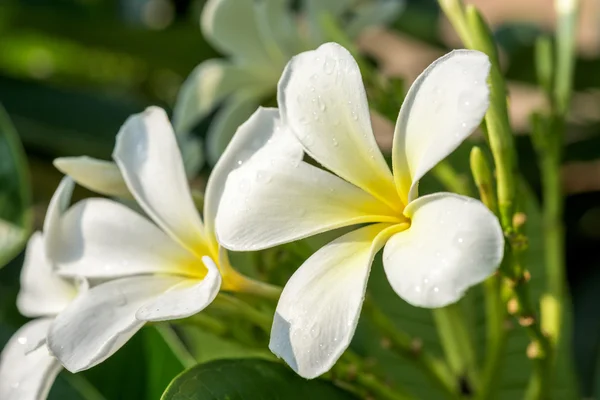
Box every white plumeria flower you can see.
[45,107,285,373]
[173,0,403,164]
[215,43,505,378]
[0,178,82,400]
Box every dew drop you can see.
[433,287,440,293]
[323,57,335,74]
[237,160,243,166]
[317,95,326,111]
[415,285,421,293]
[332,137,339,147]
[17,336,27,345]
[312,111,319,121]
[238,179,250,193]
[351,111,358,121]
[304,134,315,146]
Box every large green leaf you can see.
[161,359,358,400]
[0,104,32,268]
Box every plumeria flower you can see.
[45,107,285,373]
[215,43,505,378]
[173,0,402,164]
[0,178,83,400]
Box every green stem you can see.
[363,298,457,397]
[432,161,472,196]
[64,373,107,400]
[432,303,480,392]
[212,294,273,333]
[332,354,417,400]
[154,324,197,368]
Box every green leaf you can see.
[144,326,188,399]
[0,104,32,268]
[161,359,358,400]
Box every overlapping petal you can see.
[173,59,268,135]
[270,223,403,378]
[205,107,303,248]
[278,42,400,211]
[206,93,262,165]
[113,107,209,257]
[136,257,221,321]
[43,176,75,260]
[48,275,183,372]
[53,157,130,198]
[0,319,61,400]
[216,158,400,251]
[201,0,270,64]
[17,233,75,318]
[392,50,490,203]
[383,193,504,308]
[54,198,201,279]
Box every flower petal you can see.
[53,156,130,198]
[304,0,353,43]
[54,198,200,279]
[201,0,270,64]
[278,43,400,211]
[216,157,400,251]
[113,107,210,257]
[173,59,268,135]
[17,233,76,318]
[205,107,303,248]
[205,93,262,165]
[383,193,504,308]
[0,319,61,400]
[270,223,401,378]
[43,176,74,260]
[136,256,221,321]
[47,275,183,372]
[392,50,490,203]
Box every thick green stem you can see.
[470,146,508,399]
[64,373,107,400]
[432,303,480,392]
[211,294,273,333]
[363,298,457,397]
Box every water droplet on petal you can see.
[17,336,27,345]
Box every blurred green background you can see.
[0,0,599,398]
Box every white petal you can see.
[113,107,210,257]
[345,0,405,38]
[53,156,130,198]
[0,319,61,400]
[136,256,221,321]
[54,198,201,279]
[205,107,303,248]
[383,193,504,308]
[216,158,400,251]
[201,0,270,64]
[47,275,183,372]
[17,232,76,318]
[392,50,490,203]
[270,223,401,378]
[278,43,400,211]
[205,93,262,165]
[255,0,303,57]
[173,59,268,134]
[43,176,74,260]
[179,134,204,178]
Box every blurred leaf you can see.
[0,104,32,268]
[161,359,358,400]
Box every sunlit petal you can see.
[205,107,303,248]
[383,193,504,308]
[136,257,221,321]
[216,158,399,251]
[392,50,490,203]
[53,156,130,198]
[278,42,399,211]
[48,275,183,372]
[54,198,201,279]
[43,177,74,260]
[113,107,209,257]
[0,319,61,400]
[270,223,402,378]
[17,233,75,318]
